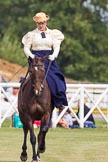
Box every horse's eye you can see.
[41,67,45,72]
[29,72,31,75]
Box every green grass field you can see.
[0,119,108,162]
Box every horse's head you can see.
[28,55,48,96]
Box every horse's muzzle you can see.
[34,84,44,96]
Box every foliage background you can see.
[0,0,108,82]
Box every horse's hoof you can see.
[37,156,40,161]
[20,155,28,161]
[31,156,40,162]
[38,146,45,153]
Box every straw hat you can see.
[33,12,49,23]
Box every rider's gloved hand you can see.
[48,54,56,61]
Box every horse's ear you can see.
[41,55,48,62]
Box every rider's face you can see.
[36,21,47,31]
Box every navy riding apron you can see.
[32,50,68,108]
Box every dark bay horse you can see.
[18,55,53,162]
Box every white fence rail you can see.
[0,83,108,128]
[51,84,108,128]
[0,83,20,127]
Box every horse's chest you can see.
[30,100,45,114]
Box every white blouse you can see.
[22,28,64,51]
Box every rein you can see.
[42,61,52,86]
[8,62,28,82]
[20,57,52,97]
[34,60,52,95]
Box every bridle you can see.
[29,59,51,96]
[42,60,52,85]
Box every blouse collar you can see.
[35,27,50,34]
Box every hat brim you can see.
[33,15,49,22]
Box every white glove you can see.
[24,47,34,59]
[49,43,60,61]
[48,55,56,61]
[48,45,60,61]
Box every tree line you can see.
[0,0,108,82]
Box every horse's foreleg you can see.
[20,125,28,162]
[29,124,37,162]
[37,112,50,154]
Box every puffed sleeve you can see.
[52,29,64,45]
[22,31,33,49]
[48,29,64,60]
[22,31,35,58]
